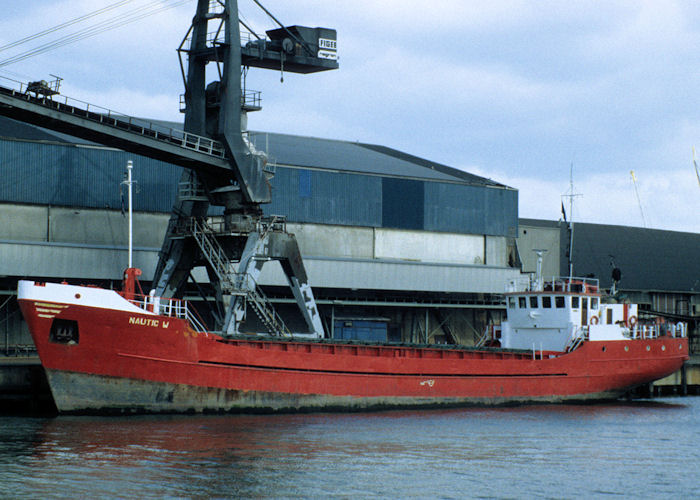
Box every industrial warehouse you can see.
[0,115,698,352]
[0,114,522,346]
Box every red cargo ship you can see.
[18,269,688,414]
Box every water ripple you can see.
[0,398,698,498]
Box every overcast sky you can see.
[1,1,699,233]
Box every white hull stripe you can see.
[35,302,69,309]
[33,302,69,319]
[36,307,65,314]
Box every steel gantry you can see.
[0,0,338,337]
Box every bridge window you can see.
[606,308,613,325]
[530,296,538,308]
[555,296,565,308]
[508,297,515,309]
[572,296,580,309]
[542,296,552,308]
[591,298,599,309]
[519,297,527,308]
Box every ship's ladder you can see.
[565,326,587,352]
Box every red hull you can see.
[18,285,689,413]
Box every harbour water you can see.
[1,397,699,499]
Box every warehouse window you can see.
[382,177,424,230]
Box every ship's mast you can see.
[121,159,135,269]
[562,163,581,278]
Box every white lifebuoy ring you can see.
[590,316,599,325]
[628,315,638,327]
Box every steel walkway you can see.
[0,83,232,175]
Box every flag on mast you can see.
[561,201,567,222]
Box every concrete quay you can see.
[0,354,55,413]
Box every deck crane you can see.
[0,0,338,337]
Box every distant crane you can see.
[630,170,647,228]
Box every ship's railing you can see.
[127,294,207,334]
[628,322,687,340]
[506,275,600,294]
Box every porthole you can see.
[624,346,629,352]
[661,345,666,351]
[75,293,81,299]
[602,346,607,352]
[646,345,651,351]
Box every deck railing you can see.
[126,294,207,334]
[628,322,687,340]
[506,276,600,294]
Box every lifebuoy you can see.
[628,315,638,327]
[590,316,599,325]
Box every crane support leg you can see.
[221,229,324,338]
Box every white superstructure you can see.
[482,274,687,353]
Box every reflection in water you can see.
[0,399,698,498]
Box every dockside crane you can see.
[0,0,338,337]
